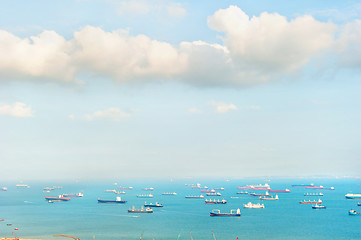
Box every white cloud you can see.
[209,100,238,114]
[167,3,187,18]
[188,107,203,114]
[85,108,131,121]
[0,102,33,118]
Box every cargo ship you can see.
[260,195,278,200]
[237,191,248,195]
[45,195,70,201]
[185,195,204,199]
[117,187,133,190]
[128,206,153,213]
[210,209,241,217]
[312,204,326,209]
[137,194,153,198]
[201,189,215,193]
[269,189,290,193]
[249,191,271,197]
[304,193,323,196]
[162,192,177,195]
[345,193,361,199]
[305,185,324,189]
[142,188,154,191]
[243,202,265,208]
[16,184,30,188]
[237,184,271,190]
[299,199,322,204]
[213,187,224,191]
[114,191,126,194]
[144,202,163,207]
[97,196,126,203]
[62,193,83,198]
[104,189,117,193]
[205,199,227,204]
[206,192,221,196]
[292,184,314,187]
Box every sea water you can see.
[0,178,360,240]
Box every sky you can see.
[0,0,361,181]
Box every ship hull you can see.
[45,197,70,201]
[210,213,240,217]
[98,199,126,203]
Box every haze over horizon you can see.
[1,0,361,181]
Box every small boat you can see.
[137,194,153,198]
[142,188,154,191]
[243,202,265,208]
[345,193,361,199]
[45,195,70,201]
[62,192,83,198]
[213,187,224,191]
[144,202,163,207]
[299,199,322,204]
[269,189,290,193]
[304,193,323,196]
[249,191,271,197]
[312,204,326,209]
[260,195,279,200]
[185,195,204,199]
[118,186,133,190]
[210,208,241,217]
[98,196,127,203]
[237,191,248,195]
[128,206,153,213]
[358,202,361,206]
[205,199,227,204]
[349,209,361,215]
[0,187,7,191]
[162,192,177,195]
[206,192,221,196]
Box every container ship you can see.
[185,195,204,199]
[210,209,241,217]
[299,199,322,204]
[345,193,361,199]
[62,193,83,198]
[128,206,153,213]
[97,197,126,203]
[205,199,227,204]
[144,202,163,207]
[45,195,70,201]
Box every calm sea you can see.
[0,178,360,240]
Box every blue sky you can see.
[0,0,361,181]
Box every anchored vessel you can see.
[292,184,314,187]
[16,184,30,188]
[144,202,163,207]
[205,199,227,204]
[243,202,265,208]
[128,206,153,213]
[162,192,177,195]
[45,195,70,201]
[142,188,154,191]
[260,195,279,200]
[185,195,204,199]
[62,193,83,198]
[98,196,126,203]
[269,189,290,193]
[299,199,322,204]
[118,187,133,190]
[137,194,154,198]
[0,187,7,191]
[249,191,271,197]
[349,209,360,215]
[312,204,326,209]
[206,192,222,196]
[345,193,361,199]
[210,208,241,217]
[304,193,323,196]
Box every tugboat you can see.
[128,206,153,213]
[97,196,127,203]
[299,199,322,204]
[312,204,326,209]
[210,208,241,217]
[144,202,163,207]
[45,195,70,201]
[243,202,265,208]
[205,199,227,204]
[349,209,361,215]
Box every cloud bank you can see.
[0,6,359,87]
